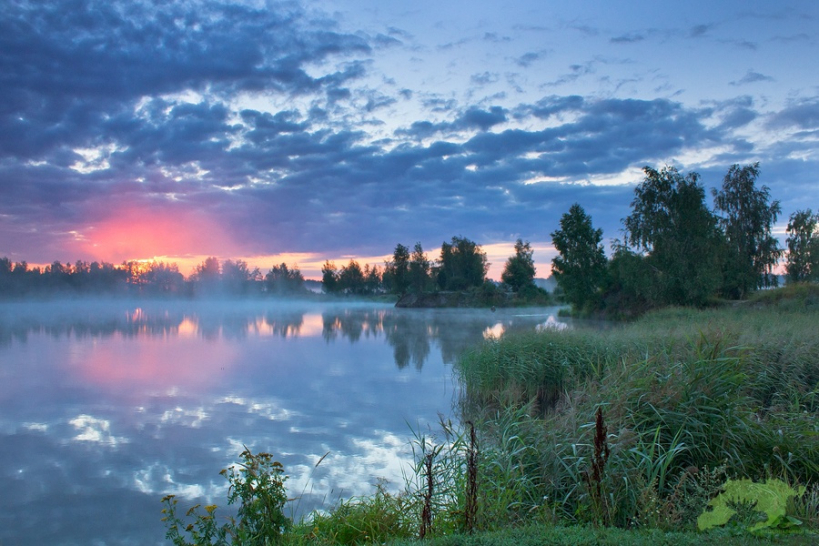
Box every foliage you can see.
[308,482,417,544]
[785,209,819,283]
[436,236,489,291]
[550,204,608,313]
[623,166,723,307]
[337,260,365,294]
[457,299,819,531]
[501,239,536,293]
[321,260,339,293]
[384,243,411,295]
[161,449,289,545]
[409,242,432,294]
[697,478,806,533]
[713,163,783,297]
[264,263,305,294]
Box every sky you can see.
[2,0,818,279]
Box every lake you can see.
[0,299,567,545]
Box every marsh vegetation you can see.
[161,285,818,544]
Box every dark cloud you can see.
[767,98,819,130]
[0,0,371,160]
[689,23,714,38]
[515,51,544,67]
[471,72,501,86]
[611,33,645,44]
[730,70,775,86]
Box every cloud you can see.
[730,70,775,86]
[611,33,645,44]
[689,23,714,38]
[767,98,819,130]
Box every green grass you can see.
[162,286,819,544]
[453,290,818,530]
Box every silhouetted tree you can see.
[713,163,782,297]
[338,260,366,294]
[384,244,411,294]
[786,209,819,283]
[321,260,339,293]
[408,242,430,293]
[501,239,536,292]
[265,263,305,294]
[436,236,488,291]
[551,204,608,311]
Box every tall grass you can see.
[456,299,819,528]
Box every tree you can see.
[363,264,383,294]
[408,242,430,293]
[501,239,536,292]
[623,166,723,307]
[338,260,365,294]
[265,263,305,294]
[436,236,488,291]
[551,204,608,311]
[321,261,339,293]
[384,244,411,295]
[785,209,819,283]
[221,259,252,294]
[713,163,782,297]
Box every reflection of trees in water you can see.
[0,305,565,370]
[0,308,309,345]
[382,312,431,370]
[321,309,386,343]
[263,312,304,338]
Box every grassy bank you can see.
[162,285,818,544]
[453,286,818,531]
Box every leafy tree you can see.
[384,243,411,294]
[551,204,608,311]
[194,257,221,280]
[338,259,365,294]
[501,239,536,292]
[436,236,488,290]
[408,242,430,293]
[712,163,782,297]
[785,209,819,283]
[221,259,252,294]
[363,264,383,294]
[321,260,339,293]
[265,263,305,294]
[623,166,723,306]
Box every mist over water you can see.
[0,299,567,545]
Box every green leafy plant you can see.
[161,448,289,545]
[697,478,806,533]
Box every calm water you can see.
[0,300,566,545]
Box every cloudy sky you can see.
[2,0,818,278]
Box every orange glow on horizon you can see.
[68,206,237,268]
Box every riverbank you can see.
[162,285,819,544]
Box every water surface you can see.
[0,300,566,545]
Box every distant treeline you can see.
[0,257,308,298]
[550,163,819,318]
[320,236,547,304]
[0,235,547,302]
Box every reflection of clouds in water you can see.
[484,313,568,339]
[536,315,568,331]
[133,462,229,501]
[286,431,412,514]
[24,422,49,432]
[483,323,505,339]
[218,396,297,421]
[69,414,127,446]
[159,406,209,428]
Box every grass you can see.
[453,291,818,532]
[162,285,819,544]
